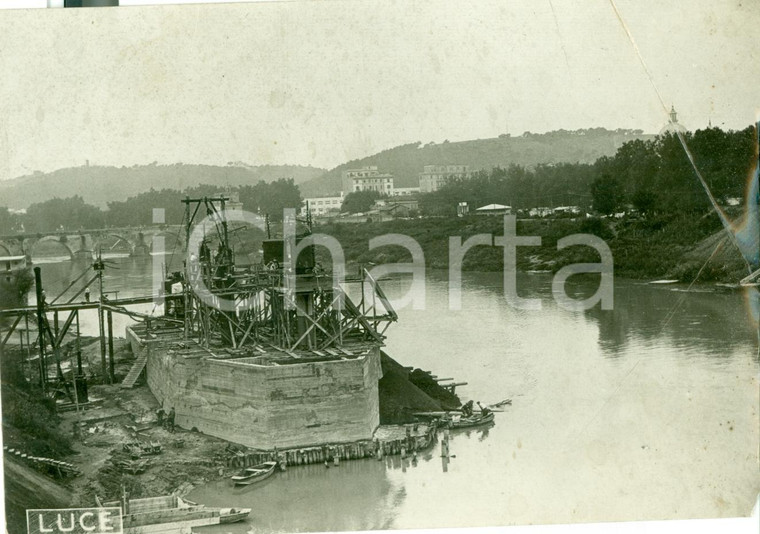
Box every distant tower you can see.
[659,105,687,135]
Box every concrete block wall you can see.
[143,337,382,449]
[258,351,382,448]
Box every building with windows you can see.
[302,193,345,217]
[341,166,394,195]
[392,187,420,196]
[418,165,470,193]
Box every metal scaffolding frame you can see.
[177,196,397,354]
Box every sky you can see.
[0,0,758,181]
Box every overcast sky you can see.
[0,0,757,181]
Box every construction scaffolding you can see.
[0,259,181,402]
[175,196,397,355]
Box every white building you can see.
[659,106,687,135]
[554,206,582,215]
[475,203,512,216]
[303,193,345,216]
[341,166,394,195]
[393,187,420,196]
[528,207,554,218]
[418,165,470,193]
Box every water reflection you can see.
[420,269,757,362]
[192,459,402,534]
[585,280,757,360]
[454,423,493,442]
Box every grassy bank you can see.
[313,210,748,283]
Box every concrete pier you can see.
[127,325,383,450]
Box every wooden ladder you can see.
[121,354,148,389]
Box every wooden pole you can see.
[98,267,107,382]
[69,332,80,416]
[76,310,82,375]
[184,197,190,344]
[34,267,47,393]
[107,310,115,384]
[24,312,31,383]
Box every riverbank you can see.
[1,336,464,530]
[314,210,749,283]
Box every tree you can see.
[238,178,302,221]
[689,125,756,202]
[654,133,707,213]
[24,196,105,233]
[590,174,623,215]
[0,207,19,234]
[631,188,657,215]
[341,191,381,214]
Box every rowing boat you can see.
[448,412,495,429]
[231,461,278,486]
[219,508,251,523]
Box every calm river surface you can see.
[28,255,760,529]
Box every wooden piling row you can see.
[225,422,439,469]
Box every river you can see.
[24,254,760,530]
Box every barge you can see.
[99,494,250,533]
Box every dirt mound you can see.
[408,369,461,410]
[378,352,464,423]
[378,370,441,424]
[380,350,409,378]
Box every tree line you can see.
[0,178,302,234]
[0,125,754,233]
[418,126,756,216]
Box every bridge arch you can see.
[28,235,75,260]
[150,229,185,253]
[0,238,25,257]
[107,233,135,254]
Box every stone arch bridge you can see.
[0,226,186,261]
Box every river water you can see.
[25,255,760,529]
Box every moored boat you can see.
[99,493,251,532]
[218,508,250,524]
[231,461,278,486]
[448,412,495,429]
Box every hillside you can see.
[0,163,325,209]
[300,128,654,197]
